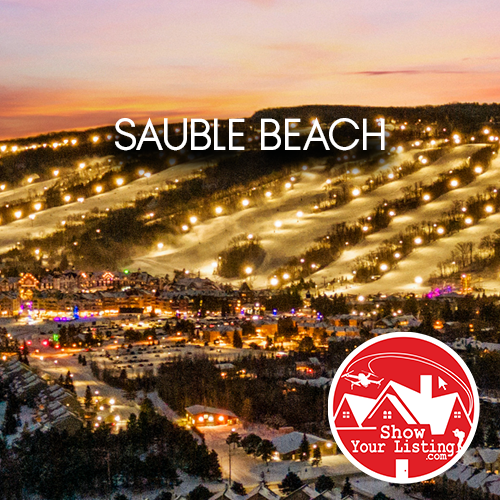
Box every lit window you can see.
[454,411,461,418]
[383,410,392,419]
[343,411,350,418]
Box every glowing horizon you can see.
[2,0,500,139]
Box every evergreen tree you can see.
[3,397,18,435]
[127,413,139,431]
[256,439,276,464]
[84,385,93,409]
[226,431,241,447]
[471,423,484,448]
[279,472,303,494]
[241,433,262,454]
[312,445,322,466]
[65,370,75,393]
[240,398,253,426]
[341,478,354,498]
[233,330,243,348]
[231,482,246,496]
[315,475,334,493]
[486,423,499,448]
[299,433,310,461]
[187,485,212,500]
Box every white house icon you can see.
[335,375,471,435]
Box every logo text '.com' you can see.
[328,333,479,483]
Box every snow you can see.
[0,157,209,254]
[271,431,331,455]
[202,424,360,486]
[128,145,493,293]
[1,143,495,296]
[351,476,415,500]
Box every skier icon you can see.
[453,429,466,450]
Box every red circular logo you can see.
[328,332,479,483]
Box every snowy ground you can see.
[0,157,210,253]
[202,424,361,487]
[315,147,500,293]
[129,144,486,288]
[0,143,496,297]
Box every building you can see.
[271,431,336,460]
[185,405,238,426]
[0,292,21,316]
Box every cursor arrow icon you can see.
[438,377,447,390]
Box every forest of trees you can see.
[156,356,327,430]
[0,398,221,500]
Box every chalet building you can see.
[0,359,83,435]
[0,277,19,292]
[283,485,340,500]
[245,484,280,500]
[18,273,39,300]
[443,463,500,498]
[254,318,278,337]
[464,448,500,473]
[326,325,360,337]
[209,488,245,500]
[271,431,336,460]
[0,292,21,316]
[202,325,236,344]
[373,315,420,330]
[295,357,323,377]
[185,405,239,426]
[330,314,364,328]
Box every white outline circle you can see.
[328,332,480,483]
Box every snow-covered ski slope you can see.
[129,145,495,290]
[1,144,498,294]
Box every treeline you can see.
[156,356,325,429]
[0,398,221,500]
[252,103,500,134]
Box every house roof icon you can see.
[334,375,471,435]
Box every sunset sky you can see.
[2,0,500,139]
